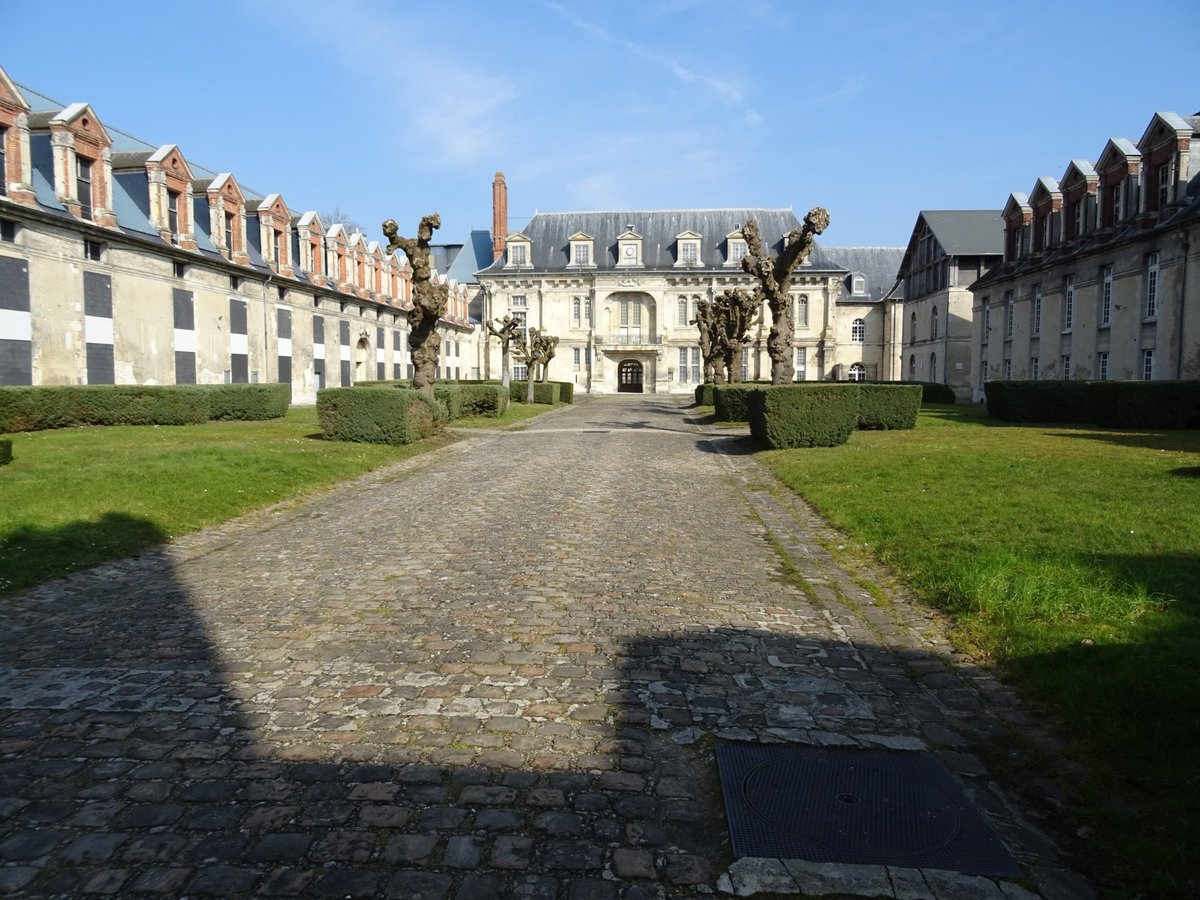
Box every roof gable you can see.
[916,211,1005,256]
[148,144,195,183]
[1096,138,1140,174]
[0,66,28,110]
[1003,193,1031,220]
[1029,176,1061,206]
[51,102,111,145]
[568,231,593,242]
[1139,111,1196,150]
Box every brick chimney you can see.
[492,172,507,261]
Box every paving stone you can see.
[612,847,657,879]
[386,871,453,899]
[186,866,259,895]
[783,859,894,896]
[0,868,38,893]
[491,835,534,869]
[474,808,524,831]
[443,835,484,868]
[570,879,619,900]
[59,832,129,864]
[0,829,63,860]
[128,867,192,894]
[313,869,379,897]
[383,834,439,863]
[719,857,799,895]
[79,869,129,894]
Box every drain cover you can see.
[716,742,1020,877]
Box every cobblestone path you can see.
[0,396,1089,898]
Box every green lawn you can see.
[0,407,452,595]
[452,400,557,429]
[760,404,1200,896]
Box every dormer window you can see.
[568,232,594,268]
[675,231,701,267]
[616,227,643,267]
[725,232,748,266]
[76,156,93,220]
[852,275,866,295]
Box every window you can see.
[84,240,103,262]
[1098,352,1109,381]
[930,307,938,340]
[678,296,688,326]
[0,126,7,196]
[509,243,527,266]
[173,260,186,278]
[680,241,698,264]
[230,275,240,290]
[796,295,808,328]
[929,353,937,380]
[980,358,988,384]
[849,362,865,382]
[728,240,747,264]
[1004,291,1014,339]
[513,364,528,380]
[1142,348,1154,381]
[690,347,700,382]
[1073,200,1083,238]
[572,297,581,325]
[1100,265,1113,326]
[225,211,236,253]
[1063,275,1074,331]
[76,156,93,219]
[511,294,526,308]
[1061,355,1071,380]
[0,219,15,243]
[1032,285,1042,335]
[851,318,865,342]
[574,347,581,371]
[1003,359,1012,380]
[167,189,180,235]
[584,299,592,323]
[852,275,866,295]
[512,309,527,335]
[1145,252,1159,319]
[573,243,589,266]
[982,303,991,344]
[1041,213,1053,250]
[1111,181,1123,224]
[678,347,689,381]
[740,353,749,382]
[795,347,806,381]
[1031,357,1039,380]
[910,310,917,338]
[1158,162,1172,209]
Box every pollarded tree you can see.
[486,314,522,389]
[534,331,559,383]
[692,299,724,384]
[741,208,830,384]
[383,214,448,395]
[513,327,538,403]
[712,288,760,383]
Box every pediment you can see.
[568,231,593,242]
[1095,138,1140,174]
[1028,176,1061,206]
[616,229,642,241]
[326,223,350,244]
[725,229,745,240]
[296,210,324,232]
[52,103,111,146]
[1059,160,1097,191]
[209,172,245,205]
[507,232,531,243]
[257,193,290,221]
[675,230,702,241]
[149,144,195,182]
[1003,192,1031,220]
[0,65,28,110]
[1138,111,1195,152]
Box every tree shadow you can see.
[0,523,1088,897]
[1045,428,1200,453]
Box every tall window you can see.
[795,346,806,381]
[1157,162,1172,209]
[572,298,581,325]
[1100,265,1113,326]
[910,311,916,338]
[1063,275,1074,330]
[1041,213,1053,250]
[1031,357,1039,380]
[1145,252,1159,319]
[1003,359,1012,380]
[0,126,7,196]
[619,300,629,326]
[678,347,689,382]
[982,304,990,343]
[690,347,700,382]
[1061,355,1071,380]
[908,355,916,380]
[1098,351,1109,381]
[1032,285,1042,335]
[1142,348,1154,381]
[680,241,698,264]
[930,307,938,340]
[928,353,936,380]
[851,318,865,342]
[1072,200,1083,238]
[76,156,93,219]
[796,295,808,328]
[273,229,283,267]
[584,299,591,323]
[509,244,527,266]
[1004,291,1014,339]
[980,358,988,384]
[1111,181,1123,224]
[677,296,688,326]
[573,347,581,371]
[167,190,180,235]
[573,243,589,266]
[511,294,527,308]
[225,211,236,254]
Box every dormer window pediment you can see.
[567,231,595,268]
[725,229,748,266]
[505,232,532,268]
[616,228,643,267]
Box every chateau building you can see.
[895,211,1004,400]
[969,111,1200,398]
[475,204,904,394]
[0,64,476,400]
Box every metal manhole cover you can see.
[716,742,1020,877]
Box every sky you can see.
[4,0,1198,249]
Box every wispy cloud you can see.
[542,2,746,107]
[798,74,868,107]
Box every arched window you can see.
[929,352,937,380]
[849,362,865,382]
[678,295,688,326]
[584,299,592,323]
[796,294,809,327]
[931,306,939,340]
[908,354,916,380]
[910,311,917,337]
[572,297,581,325]
[851,318,865,342]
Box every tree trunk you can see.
[500,346,511,388]
[767,297,794,384]
[409,310,439,395]
[525,374,535,403]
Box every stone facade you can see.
[476,209,904,394]
[970,111,1200,398]
[0,64,477,400]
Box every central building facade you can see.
[475,209,903,394]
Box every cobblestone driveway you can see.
[0,396,1088,898]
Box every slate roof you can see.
[448,230,495,285]
[478,209,852,274]
[917,211,1005,257]
[820,247,906,302]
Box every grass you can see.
[759,403,1200,897]
[452,401,556,429]
[0,407,452,595]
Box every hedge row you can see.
[316,388,442,444]
[509,381,564,405]
[0,384,289,433]
[712,382,772,422]
[694,383,715,406]
[985,380,1200,428]
[900,380,956,404]
[745,383,922,449]
[435,383,510,419]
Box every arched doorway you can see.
[617,359,643,393]
[354,338,370,382]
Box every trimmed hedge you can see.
[986,380,1200,428]
[510,381,560,405]
[712,383,771,422]
[695,383,715,406]
[858,384,922,430]
[435,383,509,419]
[554,381,574,404]
[0,384,288,433]
[748,385,860,448]
[316,387,441,444]
[905,381,956,404]
[0,438,11,466]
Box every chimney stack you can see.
[492,172,507,261]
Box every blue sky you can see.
[4,0,1197,248]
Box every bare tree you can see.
[323,207,364,235]
[486,314,522,389]
[535,332,559,383]
[742,208,830,384]
[692,299,723,384]
[383,215,448,395]
[713,288,761,383]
